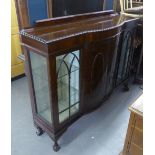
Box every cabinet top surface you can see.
[129,94,143,116]
[20,11,139,44]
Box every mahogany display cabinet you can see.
[20,11,139,151]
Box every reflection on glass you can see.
[56,50,80,123]
[70,104,79,116]
[30,51,52,124]
[117,32,132,82]
[57,76,69,112]
[59,109,69,123]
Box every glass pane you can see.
[70,70,79,105]
[56,50,80,123]
[57,74,69,112]
[117,33,131,82]
[70,51,80,106]
[56,55,69,79]
[59,109,69,123]
[70,104,79,116]
[30,51,52,124]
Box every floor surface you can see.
[11,77,143,155]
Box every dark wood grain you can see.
[35,10,114,27]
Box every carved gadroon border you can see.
[20,18,138,45]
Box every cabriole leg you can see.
[53,141,60,152]
[123,82,129,91]
[36,126,44,136]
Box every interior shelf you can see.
[58,81,79,113]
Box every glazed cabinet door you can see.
[55,50,81,124]
[115,29,135,86]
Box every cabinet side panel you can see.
[29,51,53,124]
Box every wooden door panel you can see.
[82,48,108,111]
[89,51,108,108]
[82,37,119,111]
